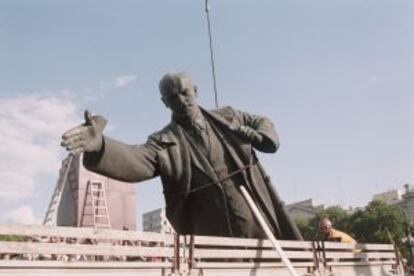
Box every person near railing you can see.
[319,218,356,244]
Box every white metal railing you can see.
[0,224,404,276]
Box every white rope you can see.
[239,185,299,276]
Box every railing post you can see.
[168,233,182,276]
[311,241,320,274]
[315,240,331,276]
[188,235,194,271]
[174,233,180,273]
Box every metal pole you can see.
[204,0,219,108]
[239,185,299,276]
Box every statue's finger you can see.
[252,132,261,140]
[67,142,85,151]
[61,133,82,146]
[84,110,92,123]
[61,138,73,147]
[243,127,254,137]
[62,126,84,139]
[70,147,85,155]
[238,125,247,134]
[63,137,85,150]
[84,110,96,127]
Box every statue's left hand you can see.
[237,125,263,144]
[60,110,107,155]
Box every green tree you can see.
[349,200,405,244]
[295,218,316,241]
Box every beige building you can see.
[395,184,414,222]
[286,199,324,221]
[373,190,402,205]
[142,208,174,234]
[55,155,137,230]
[373,184,414,223]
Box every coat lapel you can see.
[158,122,193,192]
[182,129,219,183]
[202,108,252,164]
[160,120,218,189]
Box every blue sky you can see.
[0,0,413,227]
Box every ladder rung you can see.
[80,179,111,229]
[94,215,109,218]
[45,209,55,214]
[94,220,110,223]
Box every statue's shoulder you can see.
[209,105,239,121]
[147,122,178,145]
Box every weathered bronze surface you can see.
[61,72,302,240]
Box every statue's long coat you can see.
[84,106,302,240]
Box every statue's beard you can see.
[173,105,203,126]
[175,103,197,115]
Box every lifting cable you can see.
[204,0,219,108]
[201,2,299,275]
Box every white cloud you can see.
[113,74,137,88]
[360,74,381,91]
[89,74,137,100]
[81,87,106,103]
[4,205,39,225]
[0,95,80,200]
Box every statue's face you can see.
[161,76,198,117]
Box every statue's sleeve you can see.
[83,136,161,183]
[234,108,280,153]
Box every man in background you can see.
[319,218,356,244]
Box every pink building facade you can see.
[56,155,137,230]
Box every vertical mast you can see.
[204,0,219,108]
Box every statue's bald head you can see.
[158,71,199,116]
[159,72,195,97]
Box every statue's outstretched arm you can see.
[83,137,160,183]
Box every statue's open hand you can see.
[237,125,263,145]
[60,110,107,155]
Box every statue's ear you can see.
[194,85,198,97]
[161,97,169,108]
